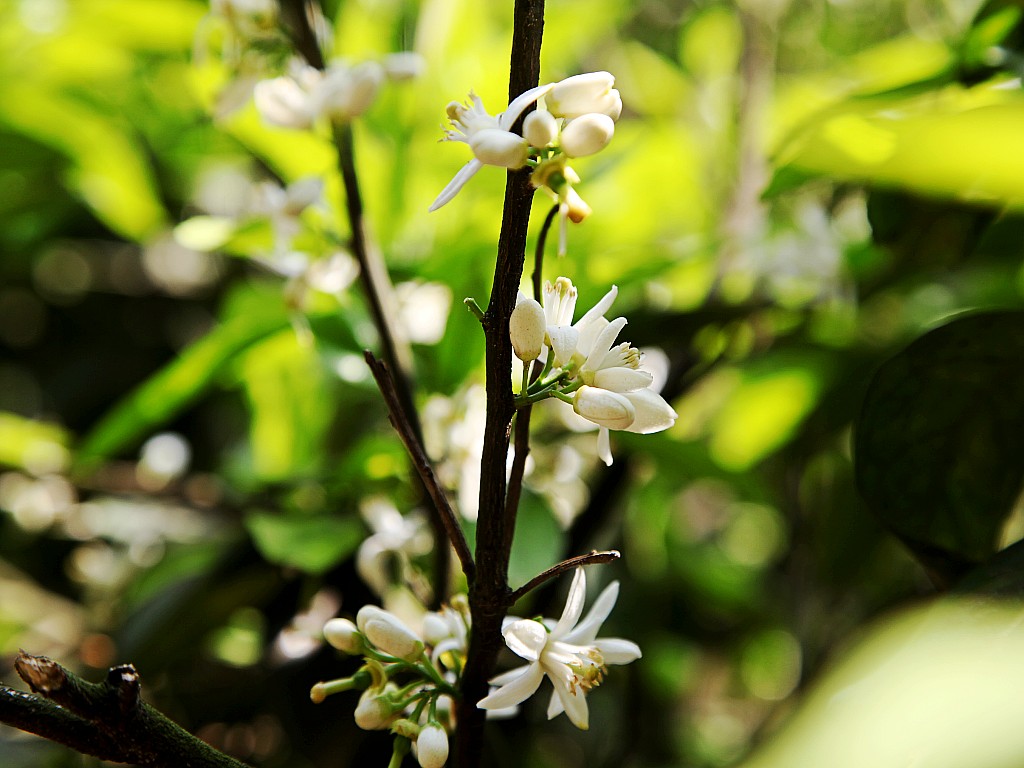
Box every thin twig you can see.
[1,652,250,768]
[509,550,621,604]
[502,204,559,551]
[364,351,475,580]
[281,0,452,602]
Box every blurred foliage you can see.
[4,0,1024,767]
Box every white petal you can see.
[548,670,590,730]
[597,426,613,466]
[560,113,615,158]
[552,567,587,638]
[594,638,643,665]
[593,367,653,392]
[489,665,532,686]
[581,317,627,372]
[478,663,544,710]
[429,158,483,211]
[622,389,678,434]
[355,539,391,596]
[562,581,619,644]
[497,83,555,130]
[575,285,617,328]
[504,619,548,661]
[547,325,579,367]
[546,689,565,720]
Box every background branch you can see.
[0,652,249,768]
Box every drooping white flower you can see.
[477,567,641,730]
[429,84,554,212]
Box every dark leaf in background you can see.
[855,310,1024,580]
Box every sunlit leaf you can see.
[856,311,1024,569]
[76,309,291,468]
[245,511,364,574]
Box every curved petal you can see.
[581,317,627,372]
[489,665,531,686]
[597,426,613,466]
[547,324,580,367]
[552,567,587,639]
[562,581,619,644]
[497,83,555,130]
[623,388,678,434]
[594,637,643,665]
[549,671,590,730]
[504,619,548,661]
[575,285,617,328]
[546,689,565,720]
[429,158,483,211]
[478,663,544,711]
[593,367,653,392]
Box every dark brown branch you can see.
[365,351,475,580]
[1,652,249,768]
[532,204,559,300]
[510,550,621,604]
[456,1,546,765]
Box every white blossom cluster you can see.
[510,277,677,465]
[312,600,470,768]
[431,73,623,253]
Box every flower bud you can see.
[417,724,449,768]
[510,297,546,362]
[560,113,615,158]
[319,62,384,121]
[323,618,362,654]
[563,187,592,223]
[354,686,397,730]
[547,72,622,120]
[523,110,559,148]
[573,386,636,430]
[356,606,425,661]
[469,129,530,168]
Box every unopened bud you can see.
[510,297,546,362]
[354,686,398,730]
[356,606,425,661]
[417,724,449,768]
[563,187,592,223]
[523,110,559,148]
[469,129,530,168]
[547,72,622,120]
[573,386,636,430]
[324,618,362,654]
[560,113,615,158]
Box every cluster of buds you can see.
[255,54,423,129]
[431,72,622,253]
[312,599,470,768]
[509,277,677,465]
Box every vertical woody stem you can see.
[455,0,545,765]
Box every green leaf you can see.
[76,308,290,468]
[855,311,1024,570]
[245,512,364,574]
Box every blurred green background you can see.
[4,0,1024,766]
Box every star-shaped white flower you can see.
[429,84,553,212]
[477,567,641,730]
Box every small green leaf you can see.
[855,311,1024,570]
[245,512,364,574]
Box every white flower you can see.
[547,72,622,121]
[356,498,432,597]
[477,567,641,730]
[356,605,425,661]
[542,277,618,367]
[573,386,635,430]
[318,61,385,121]
[416,724,449,768]
[253,62,323,129]
[430,84,554,212]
